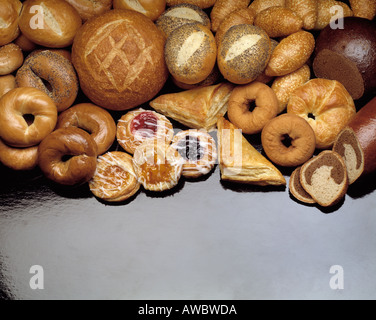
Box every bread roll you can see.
[314,0,353,30]
[14,33,38,52]
[113,0,166,21]
[285,0,318,30]
[19,0,82,48]
[349,0,376,20]
[217,24,272,85]
[156,3,210,38]
[165,24,217,85]
[0,0,22,46]
[0,75,16,98]
[64,0,113,22]
[0,43,24,76]
[166,0,216,9]
[72,9,168,111]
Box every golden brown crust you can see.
[0,138,39,171]
[38,127,98,186]
[14,33,38,52]
[56,103,117,156]
[217,117,286,186]
[89,151,141,202]
[289,166,315,204]
[171,129,217,178]
[0,87,57,148]
[113,0,166,21]
[285,0,318,30]
[0,43,23,76]
[16,50,78,112]
[287,78,356,149]
[0,0,22,46]
[0,74,16,98]
[314,0,353,30]
[65,0,113,21]
[349,0,376,20]
[227,82,279,135]
[116,108,174,155]
[150,82,235,131]
[72,9,168,111]
[261,113,316,167]
[166,0,216,9]
[249,0,286,14]
[19,0,82,48]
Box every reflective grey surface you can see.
[1,160,376,300]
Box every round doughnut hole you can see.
[61,154,74,162]
[23,114,35,126]
[308,113,315,120]
[41,78,53,92]
[281,134,293,148]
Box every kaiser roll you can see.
[72,9,169,111]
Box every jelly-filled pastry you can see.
[171,129,217,178]
[89,151,141,202]
[117,108,174,154]
[132,139,183,192]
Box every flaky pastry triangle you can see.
[217,118,286,186]
[149,82,234,131]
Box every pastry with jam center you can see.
[117,108,174,155]
[132,139,183,192]
[171,129,217,178]
[89,151,141,202]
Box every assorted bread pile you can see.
[0,0,375,208]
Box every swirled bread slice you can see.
[217,117,286,186]
[300,151,348,207]
[289,166,315,204]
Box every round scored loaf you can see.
[72,9,169,111]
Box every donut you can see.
[64,0,113,22]
[132,139,183,192]
[117,108,174,155]
[165,23,217,85]
[38,127,98,186]
[56,103,117,156]
[227,81,279,135]
[18,0,82,48]
[0,138,39,171]
[261,114,316,167]
[0,43,24,76]
[287,78,356,149]
[0,0,22,46]
[171,129,217,178]
[16,50,78,112]
[113,0,166,21]
[0,75,16,98]
[0,87,57,148]
[89,151,141,202]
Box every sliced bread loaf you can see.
[289,166,315,204]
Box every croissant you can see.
[210,0,250,32]
[285,0,318,30]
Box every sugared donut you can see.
[171,129,217,178]
[261,114,316,167]
[0,87,57,148]
[38,127,98,185]
[89,151,141,202]
[56,103,116,155]
[0,138,39,171]
[117,108,174,154]
[16,50,79,112]
[227,81,279,135]
[0,43,24,76]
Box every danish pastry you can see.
[117,108,174,155]
[171,129,217,178]
[89,151,141,202]
[132,139,183,192]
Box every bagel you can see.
[16,50,78,112]
[0,75,16,98]
[0,43,24,76]
[227,81,279,135]
[38,127,98,186]
[261,114,316,167]
[0,138,39,171]
[0,87,57,148]
[56,103,117,155]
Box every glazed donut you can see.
[18,0,82,48]
[0,87,57,148]
[38,127,98,185]
[56,103,117,155]
[0,75,16,98]
[227,81,279,135]
[261,114,316,167]
[0,0,22,46]
[171,129,217,178]
[64,0,113,22]
[16,50,78,112]
[132,139,183,192]
[0,138,39,171]
[117,108,174,155]
[113,0,166,21]
[89,151,141,202]
[0,43,24,76]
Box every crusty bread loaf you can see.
[72,9,168,111]
[300,150,348,207]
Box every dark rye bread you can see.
[300,151,348,207]
[289,166,315,204]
